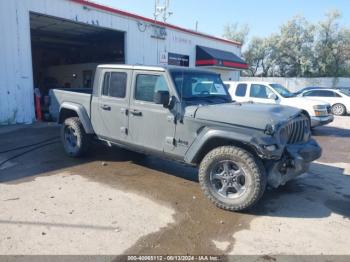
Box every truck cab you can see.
[91,66,177,154]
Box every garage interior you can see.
[30,12,125,94]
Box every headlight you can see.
[313,105,326,110]
[264,144,278,151]
[264,124,276,135]
[313,105,328,117]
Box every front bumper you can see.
[311,115,334,127]
[266,139,322,188]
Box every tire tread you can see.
[198,146,266,211]
[61,117,91,157]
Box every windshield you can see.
[170,71,231,103]
[270,83,295,98]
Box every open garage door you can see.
[30,12,125,111]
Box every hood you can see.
[283,97,330,107]
[188,102,301,130]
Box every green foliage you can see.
[315,10,350,77]
[238,10,350,77]
[223,22,250,45]
[243,37,275,76]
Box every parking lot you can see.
[0,117,349,255]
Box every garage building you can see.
[0,0,247,125]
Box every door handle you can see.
[130,109,142,116]
[101,105,111,111]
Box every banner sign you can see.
[168,52,189,67]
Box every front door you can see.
[91,69,130,142]
[249,84,277,104]
[128,72,175,153]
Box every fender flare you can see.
[59,102,94,134]
[184,127,262,164]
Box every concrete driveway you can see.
[0,117,349,255]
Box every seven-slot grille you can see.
[281,115,310,144]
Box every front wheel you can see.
[61,117,91,157]
[198,146,266,211]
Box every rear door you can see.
[232,83,249,102]
[91,68,130,142]
[128,71,175,153]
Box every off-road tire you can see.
[61,117,91,158]
[332,103,346,116]
[198,146,266,211]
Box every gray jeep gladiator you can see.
[50,65,322,211]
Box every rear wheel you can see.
[332,103,346,116]
[198,146,266,211]
[61,117,91,157]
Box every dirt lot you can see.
[0,117,349,256]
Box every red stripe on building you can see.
[69,0,242,47]
[196,59,249,69]
[222,61,249,69]
[195,59,217,66]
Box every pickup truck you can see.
[225,81,334,128]
[50,65,322,211]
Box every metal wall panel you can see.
[0,0,242,125]
[0,0,35,124]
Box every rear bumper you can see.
[311,115,334,127]
[267,139,322,188]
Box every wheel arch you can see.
[300,110,311,121]
[185,128,261,165]
[58,102,94,134]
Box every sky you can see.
[92,0,350,41]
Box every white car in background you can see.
[298,88,350,116]
[225,81,334,128]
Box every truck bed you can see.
[49,88,92,121]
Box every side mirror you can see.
[154,91,170,108]
[268,93,278,100]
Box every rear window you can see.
[235,84,247,97]
[102,72,127,98]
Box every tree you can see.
[315,10,350,77]
[243,36,275,76]
[223,23,250,45]
[274,15,315,77]
[226,9,350,77]
[243,37,264,76]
